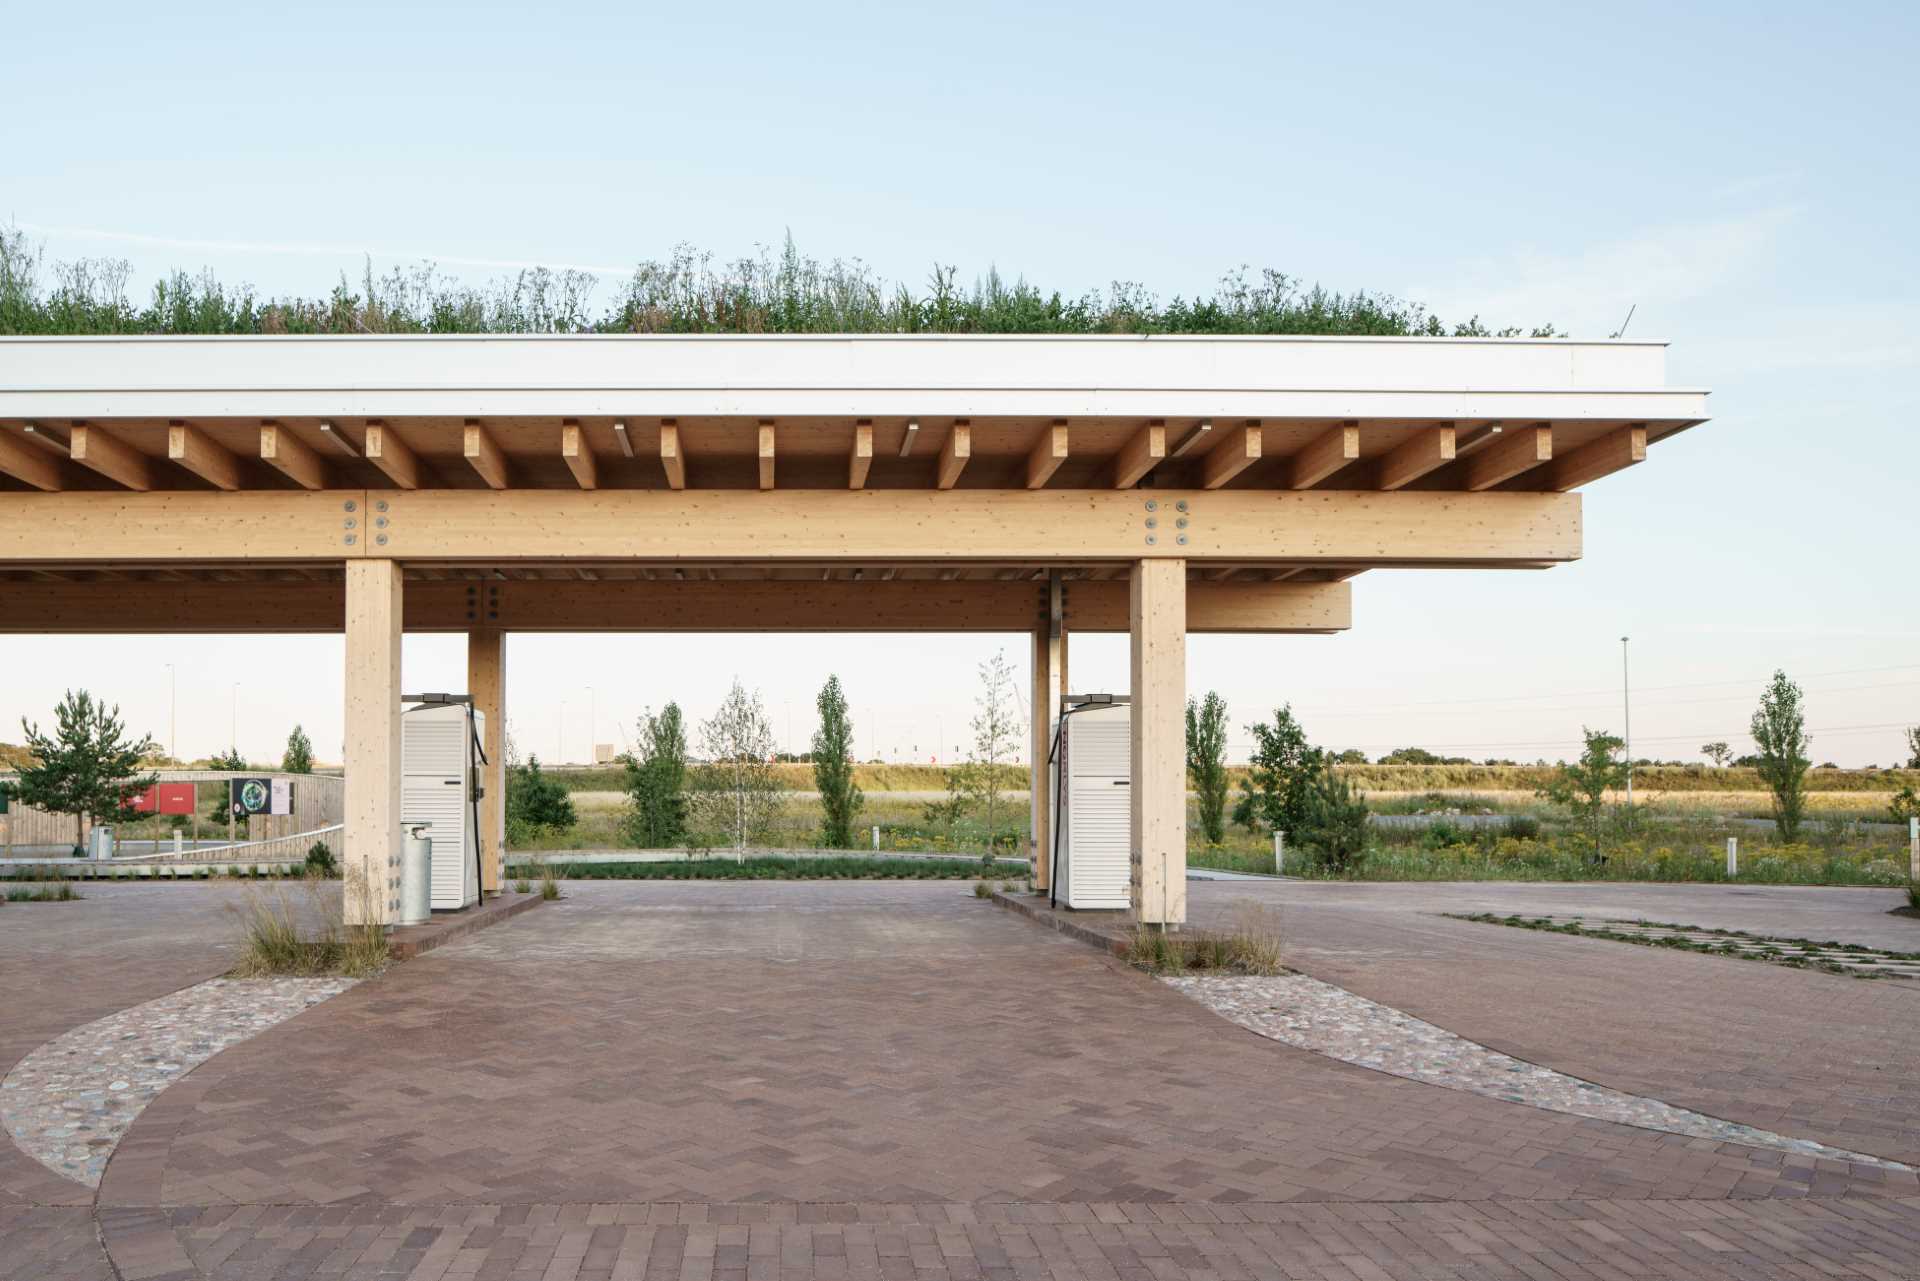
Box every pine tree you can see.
[16,690,157,849]
[1185,692,1230,844]
[812,676,863,848]
[281,725,314,774]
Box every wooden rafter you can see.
[364,423,420,490]
[849,421,873,490]
[1550,424,1645,491]
[1026,422,1068,489]
[1289,422,1360,489]
[70,425,152,491]
[1112,422,1166,489]
[1201,423,1262,489]
[560,420,598,490]
[259,423,327,490]
[660,422,685,490]
[463,420,508,489]
[758,421,776,490]
[1465,423,1553,491]
[1377,424,1456,491]
[937,421,971,489]
[0,428,62,491]
[168,423,242,491]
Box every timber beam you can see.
[0,577,1354,634]
[0,488,1582,564]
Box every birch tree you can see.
[691,680,781,850]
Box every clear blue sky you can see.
[4,1,1916,767]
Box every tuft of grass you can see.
[513,875,532,894]
[538,862,561,901]
[1909,883,1919,911]
[1125,906,1285,977]
[3,882,82,903]
[227,871,387,978]
[507,855,1020,881]
[973,880,993,898]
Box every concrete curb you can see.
[387,891,545,960]
[987,888,1130,958]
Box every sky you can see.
[3,1,1917,768]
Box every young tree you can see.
[202,746,249,824]
[15,690,157,849]
[506,754,576,842]
[621,704,688,848]
[1232,705,1319,838]
[1538,727,1626,861]
[690,679,781,850]
[967,649,1021,850]
[1184,692,1230,845]
[1299,758,1369,872]
[281,724,315,774]
[1904,725,1920,770]
[1751,670,1810,841]
[1700,741,1733,768]
[812,675,863,848]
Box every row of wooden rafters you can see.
[0,417,1645,494]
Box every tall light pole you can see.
[558,701,567,764]
[587,686,596,764]
[1620,636,1633,811]
[230,682,238,756]
[165,663,176,764]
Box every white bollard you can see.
[872,825,881,851]
[1910,817,1918,882]
[1273,830,1285,874]
[172,830,184,854]
[1726,836,1738,878]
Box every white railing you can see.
[126,824,343,864]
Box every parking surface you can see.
[4,878,1918,1279]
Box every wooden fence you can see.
[0,770,344,855]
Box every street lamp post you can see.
[587,686,596,764]
[165,663,176,764]
[1620,636,1633,811]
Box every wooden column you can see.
[343,560,403,926]
[467,628,507,895]
[1029,574,1068,891]
[1130,558,1187,927]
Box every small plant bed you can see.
[227,877,388,978]
[1123,908,1287,977]
[1449,913,1920,980]
[509,855,1015,881]
[3,883,83,902]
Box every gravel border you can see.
[1167,972,1910,1172]
[2,976,355,1187]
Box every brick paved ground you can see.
[8,879,1920,1279]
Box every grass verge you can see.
[1448,912,1920,980]
[508,855,1014,881]
[2,882,83,902]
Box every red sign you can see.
[128,783,196,815]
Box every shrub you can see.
[1503,815,1542,841]
[973,880,992,898]
[303,841,337,877]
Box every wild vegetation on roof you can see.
[0,229,1558,338]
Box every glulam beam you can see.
[463,420,508,489]
[1202,423,1262,489]
[660,422,686,490]
[1026,422,1068,489]
[70,425,152,491]
[1112,423,1166,489]
[1466,423,1553,491]
[850,421,873,490]
[0,429,62,491]
[560,420,598,490]
[937,422,971,489]
[758,421,777,490]
[260,424,327,490]
[1289,422,1360,489]
[1378,425,1456,491]
[364,423,420,490]
[1550,424,1645,491]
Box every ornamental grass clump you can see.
[1126,906,1284,977]
[228,870,387,978]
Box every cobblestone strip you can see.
[1,976,355,1187]
[1166,972,1912,1171]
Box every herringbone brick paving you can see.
[8,880,1920,1279]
